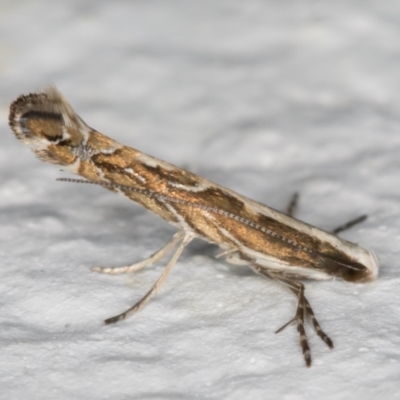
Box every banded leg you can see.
[92,231,185,274]
[276,278,312,367]
[105,233,194,325]
[273,283,332,344]
[274,282,333,346]
[302,295,333,349]
[251,266,332,367]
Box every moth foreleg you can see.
[104,232,193,325]
[92,231,185,275]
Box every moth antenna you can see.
[56,177,153,198]
[57,177,100,185]
[57,177,131,191]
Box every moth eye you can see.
[341,267,368,282]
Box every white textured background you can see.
[1,1,400,399]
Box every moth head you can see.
[8,86,87,166]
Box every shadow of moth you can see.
[8,86,379,367]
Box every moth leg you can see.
[251,267,311,366]
[215,248,237,259]
[285,192,299,217]
[104,233,194,324]
[302,296,333,349]
[280,279,312,367]
[252,266,333,367]
[276,278,334,367]
[92,231,185,275]
[274,283,333,348]
[332,215,367,234]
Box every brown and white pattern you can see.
[9,86,379,367]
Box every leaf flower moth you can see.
[9,87,379,366]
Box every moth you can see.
[9,86,379,367]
